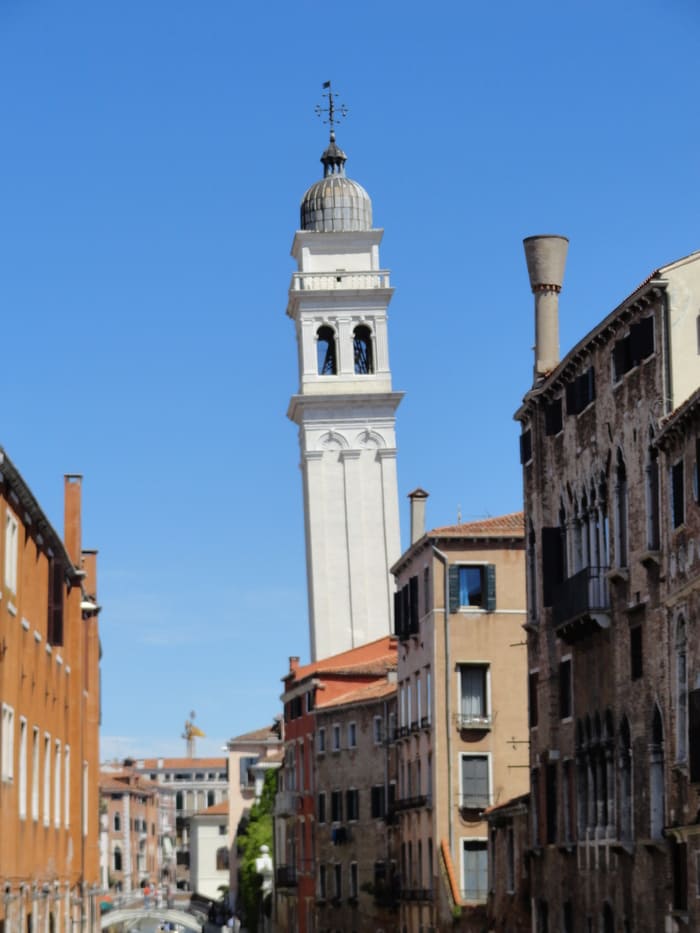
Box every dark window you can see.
[565,367,595,415]
[672,460,685,528]
[448,565,496,612]
[317,326,337,375]
[370,785,386,819]
[630,626,643,680]
[694,438,700,502]
[318,792,326,824]
[544,398,563,436]
[346,788,359,821]
[542,526,564,607]
[546,763,557,844]
[672,839,688,911]
[113,848,122,872]
[647,446,660,550]
[47,559,64,646]
[529,672,539,729]
[353,325,374,374]
[331,790,342,822]
[559,659,572,720]
[520,430,532,464]
[631,316,654,363]
[688,689,700,782]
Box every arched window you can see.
[650,705,665,839]
[216,846,229,871]
[113,811,120,833]
[353,325,374,374]
[615,452,628,567]
[676,618,688,762]
[317,326,337,375]
[603,902,614,933]
[113,847,122,872]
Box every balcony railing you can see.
[290,271,391,292]
[274,790,299,817]
[276,865,297,888]
[551,566,611,643]
[456,713,492,731]
[391,794,429,813]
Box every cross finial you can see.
[315,81,348,136]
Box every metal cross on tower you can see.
[315,81,348,133]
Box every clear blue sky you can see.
[1,0,698,759]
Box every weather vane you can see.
[315,81,348,133]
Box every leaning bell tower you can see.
[287,87,402,661]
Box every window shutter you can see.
[409,575,419,634]
[485,565,496,611]
[689,689,700,782]
[448,566,460,613]
[393,590,403,639]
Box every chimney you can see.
[408,488,429,545]
[523,235,569,380]
[289,656,300,674]
[63,474,83,566]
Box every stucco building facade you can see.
[391,497,529,932]
[515,237,700,930]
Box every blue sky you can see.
[1,0,698,759]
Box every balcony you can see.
[551,566,611,643]
[276,865,297,888]
[274,790,299,817]
[290,271,391,292]
[456,713,492,731]
[391,794,429,813]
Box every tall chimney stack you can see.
[408,488,429,545]
[523,235,569,380]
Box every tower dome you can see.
[300,131,372,233]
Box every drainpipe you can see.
[432,545,453,853]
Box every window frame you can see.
[4,509,18,595]
[457,662,491,728]
[459,752,491,810]
[1,704,15,782]
[448,563,496,612]
[461,837,488,903]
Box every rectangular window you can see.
[426,669,431,725]
[565,366,595,415]
[332,724,341,752]
[347,722,357,748]
[32,727,39,820]
[64,745,70,827]
[559,658,572,720]
[47,559,64,647]
[520,429,532,465]
[1,704,15,781]
[330,790,342,823]
[4,510,18,594]
[317,792,326,824]
[317,727,326,754]
[18,718,27,819]
[371,784,386,819]
[672,460,685,528]
[448,564,496,611]
[461,839,488,902]
[630,626,643,681]
[544,398,563,436]
[460,754,490,808]
[334,863,342,900]
[541,526,565,607]
[506,825,515,893]
[54,740,61,827]
[318,864,327,900]
[43,733,51,826]
[546,762,557,844]
[346,788,359,821]
[373,716,383,745]
[350,861,358,898]
[82,760,88,837]
[688,689,700,783]
[529,671,539,729]
[458,664,489,727]
[423,565,431,614]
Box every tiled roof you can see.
[429,511,525,538]
[138,757,227,770]
[286,636,397,684]
[228,724,282,745]
[193,800,229,817]
[317,679,396,710]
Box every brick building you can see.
[274,636,398,933]
[99,769,161,893]
[391,495,529,932]
[515,237,700,930]
[0,467,101,932]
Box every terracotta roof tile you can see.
[228,724,282,745]
[285,636,397,684]
[194,800,229,817]
[429,511,524,538]
[138,757,227,770]
[317,679,396,710]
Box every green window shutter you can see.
[409,575,419,634]
[448,565,460,613]
[486,565,496,611]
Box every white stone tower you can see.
[287,109,402,661]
